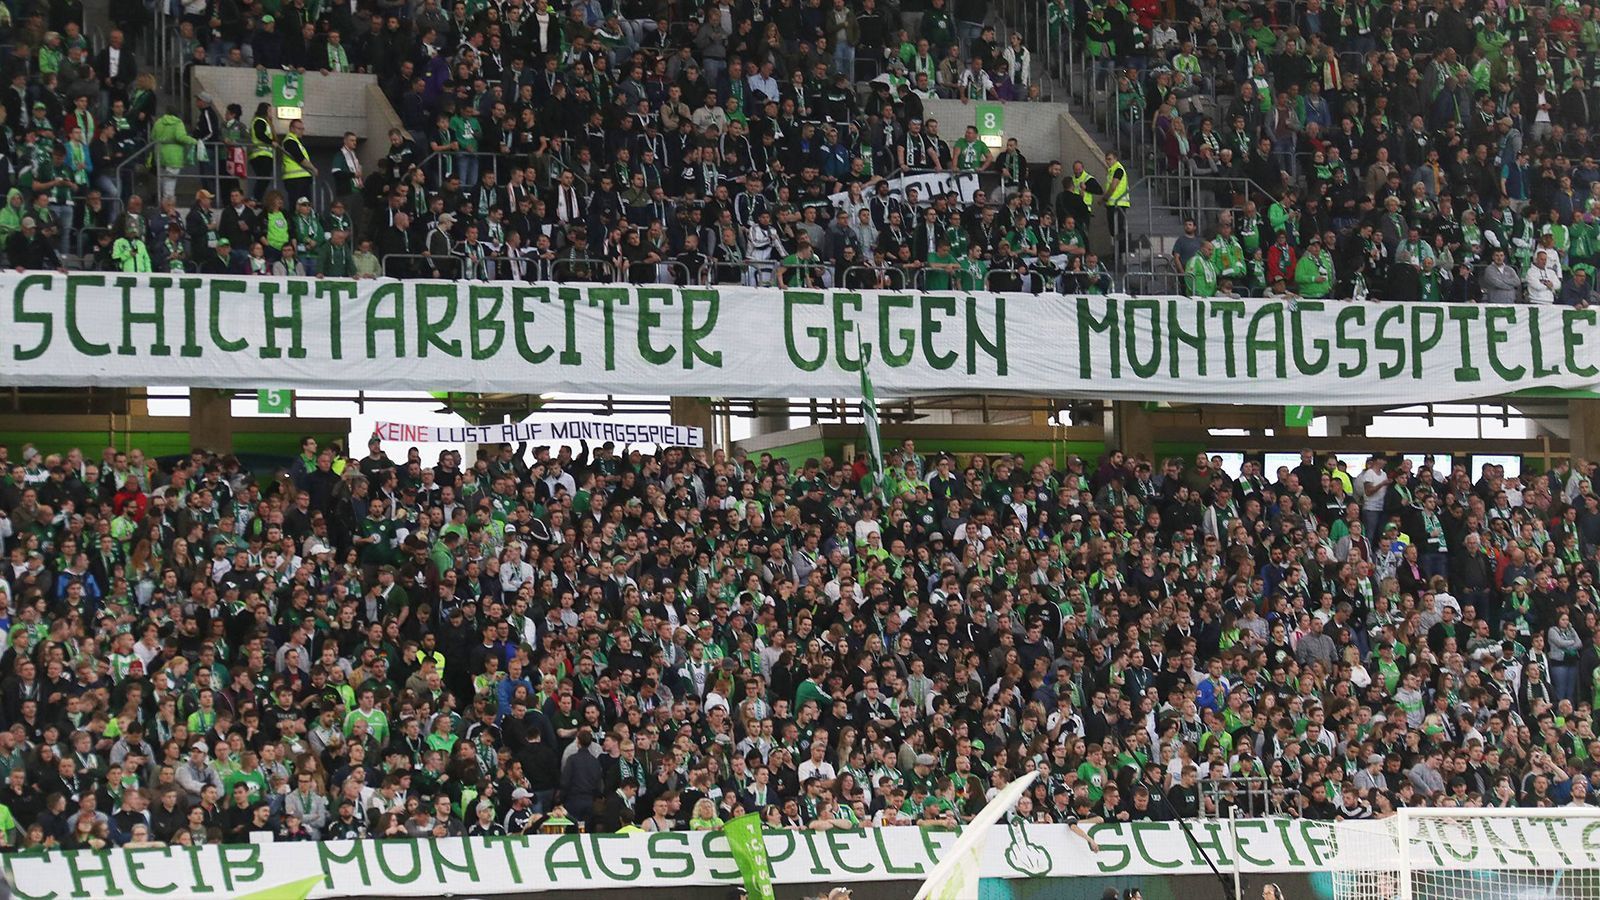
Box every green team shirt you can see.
[1077,761,1107,803]
[953,138,990,171]
[959,257,989,291]
[344,706,390,744]
[924,250,957,290]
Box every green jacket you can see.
[315,240,355,277]
[113,237,153,272]
[1294,249,1333,298]
[151,114,196,169]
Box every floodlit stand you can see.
[1325,806,1600,900]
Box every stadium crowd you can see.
[0,435,1594,848]
[0,0,1596,299]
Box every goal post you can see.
[1323,806,1600,900]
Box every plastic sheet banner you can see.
[6,815,1600,900]
[2,273,1597,404]
[373,419,705,447]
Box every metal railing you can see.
[1198,776,1292,817]
[379,251,624,283]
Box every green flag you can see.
[725,813,776,900]
[859,342,885,501]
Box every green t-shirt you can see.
[953,138,990,171]
[924,251,957,290]
[1077,761,1107,803]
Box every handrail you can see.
[1198,776,1291,817]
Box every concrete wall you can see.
[189,67,405,173]
[919,99,1068,163]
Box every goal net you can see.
[1323,807,1600,900]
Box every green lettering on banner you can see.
[1373,304,1405,379]
[415,283,463,358]
[763,828,797,867]
[1334,305,1367,377]
[217,845,263,891]
[179,278,203,357]
[1243,301,1285,379]
[588,286,629,370]
[125,847,177,895]
[700,831,742,880]
[184,845,214,893]
[1533,817,1574,867]
[1582,821,1600,863]
[1124,298,1161,378]
[917,826,956,869]
[373,840,422,885]
[799,830,831,875]
[1088,824,1130,872]
[1078,298,1119,378]
[1290,301,1328,375]
[318,280,354,360]
[1230,820,1277,868]
[635,287,677,366]
[824,831,875,875]
[3,277,1600,402]
[3,850,57,900]
[1186,821,1233,869]
[428,835,477,882]
[1207,300,1246,378]
[920,295,958,370]
[545,834,592,880]
[11,273,52,361]
[66,849,125,897]
[680,288,721,368]
[1491,820,1539,868]
[260,280,308,359]
[484,835,528,882]
[1270,817,1305,865]
[469,284,507,360]
[1299,820,1333,866]
[1566,309,1599,378]
[1167,298,1206,377]
[119,276,170,356]
[510,285,555,364]
[965,295,1005,375]
[1129,821,1183,869]
[1484,306,1525,380]
[317,837,368,887]
[873,825,925,875]
[66,276,111,357]
[559,288,582,365]
[647,832,694,879]
[832,292,864,372]
[366,282,405,358]
[588,835,643,881]
[208,279,249,353]
[1409,305,1444,379]
[878,293,916,367]
[1449,305,1482,381]
[784,290,827,371]
[1528,307,1560,378]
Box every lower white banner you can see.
[8,816,1600,900]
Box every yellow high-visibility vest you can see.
[1106,161,1130,207]
[281,131,310,179]
[249,116,276,161]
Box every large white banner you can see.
[374,419,705,447]
[8,816,1600,900]
[1,273,1596,404]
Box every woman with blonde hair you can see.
[688,797,721,830]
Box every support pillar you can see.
[1113,401,1156,463]
[1571,399,1600,462]
[750,400,790,436]
[670,397,717,449]
[189,389,235,452]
